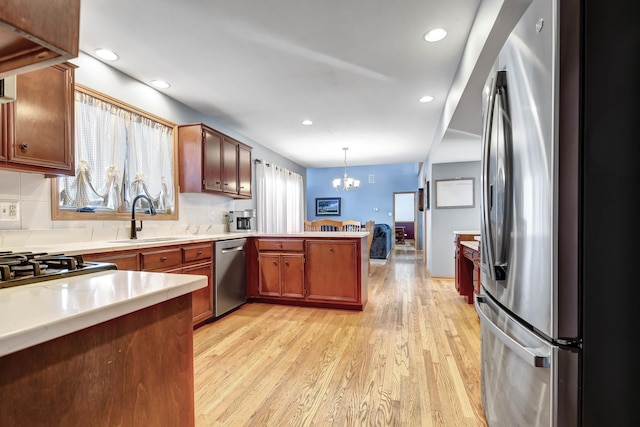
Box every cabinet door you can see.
[281,254,304,298]
[222,137,238,194]
[0,110,7,161]
[306,241,358,303]
[183,262,214,327]
[258,253,282,297]
[238,144,252,197]
[3,63,75,175]
[203,127,223,192]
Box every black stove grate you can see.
[0,251,118,288]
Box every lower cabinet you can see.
[257,239,305,299]
[183,262,214,326]
[305,240,358,303]
[249,237,365,310]
[258,253,305,299]
[83,242,214,328]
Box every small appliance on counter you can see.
[227,209,256,232]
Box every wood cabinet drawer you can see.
[83,250,140,271]
[141,248,182,271]
[182,243,213,263]
[258,239,304,252]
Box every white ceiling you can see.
[78,0,510,168]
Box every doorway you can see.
[393,192,416,248]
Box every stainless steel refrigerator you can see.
[476,0,638,425]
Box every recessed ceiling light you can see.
[94,48,118,61]
[302,120,313,126]
[424,28,447,42]
[151,80,171,89]
[419,95,434,103]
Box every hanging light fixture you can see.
[332,147,360,191]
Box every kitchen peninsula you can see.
[0,270,206,427]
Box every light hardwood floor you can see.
[193,244,487,426]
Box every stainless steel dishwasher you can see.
[214,238,247,317]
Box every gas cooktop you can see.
[0,251,117,288]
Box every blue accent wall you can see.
[306,163,419,225]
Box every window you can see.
[51,84,179,220]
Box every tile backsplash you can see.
[0,170,238,241]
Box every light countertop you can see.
[460,241,480,251]
[2,231,369,255]
[452,230,481,235]
[0,270,207,357]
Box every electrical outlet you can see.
[0,200,19,221]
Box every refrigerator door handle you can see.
[493,70,512,273]
[480,70,512,281]
[480,76,497,280]
[475,294,550,368]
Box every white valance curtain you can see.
[58,91,174,212]
[255,161,304,233]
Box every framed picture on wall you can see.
[435,178,474,208]
[315,197,342,216]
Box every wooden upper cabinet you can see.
[203,127,223,192]
[178,123,252,198]
[0,0,80,78]
[222,137,238,194]
[238,143,252,197]
[0,62,76,175]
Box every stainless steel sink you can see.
[107,237,185,244]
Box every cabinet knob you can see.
[277,243,282,248]
[197,251,203,255]
[21,142,29,150]
[161,256,168,262]
[273,261,278,265]
[284,260,289,265]
[329,247,334,252]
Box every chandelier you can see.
[332,147,360,191]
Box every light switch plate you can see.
[0,200,19,221]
